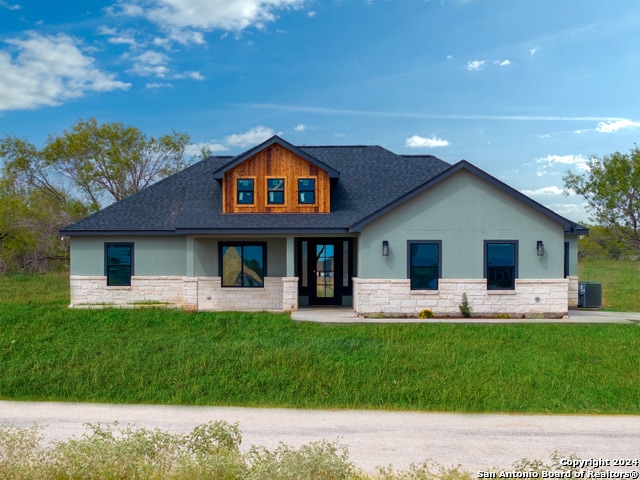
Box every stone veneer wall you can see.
[353,278,569,317]
[567,276,579,308]
[69,275,299,312]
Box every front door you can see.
[297,238,353,306]
[314,242,336,305]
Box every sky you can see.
[2,0,640,223]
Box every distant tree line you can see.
[0,118,192,273]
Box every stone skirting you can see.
[353,278,569,317]
[69,276,299,312]
[567,276,579,308]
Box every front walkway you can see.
[291,308,640,324]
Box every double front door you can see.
[297,238,354,306]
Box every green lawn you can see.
[1,270,639,414]
[579,258,640,311]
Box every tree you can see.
[0,118,192,272]
[564,145,640,256]
[43,118,191,210]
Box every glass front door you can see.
[315,243,335,300]
[297,238,353,306]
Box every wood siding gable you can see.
[222,143,331,213]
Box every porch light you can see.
[382,240,390,256]
[536,241,544,256]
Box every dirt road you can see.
[1,401,639,474]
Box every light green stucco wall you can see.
[72,236,290,278]
[70,236,187,276]
[193,236,288,278]
[358,169,568,280]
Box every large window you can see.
[105,243,133,286]
[485,241,518,290]
[220,243,266,287]
[298,178,315,204]
[408,241,441,290]
[267,178,284,204]
[237,179,254,204]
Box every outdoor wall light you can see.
[536,240,544,256]
[382,240,390,256]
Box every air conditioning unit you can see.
[578,281,602,308]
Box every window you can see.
[220,243,266,287]
[485,241,518,290]
[408,241,441,290]
[298,178,315,204]
[105,243,133,286]
[237,179,254,204]
[267,178,284,204]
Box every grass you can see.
[579,258,640,311]
[1,270,640,413]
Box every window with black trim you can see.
[298,178,315,204]
[105,243,133,286]
[220,243,266,287]
[267,178,284,204]
[237,179,254,204]
[408,241,441,290]
[485,241,518,290]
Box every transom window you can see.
[485,241,518,290]
[220,243,266,287]
[267,178,285,204]
[298,178,315,204]
[237,179,254,205]
[105,243,133,286]
[408,241,441,290]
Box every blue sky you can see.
[2,0,640,223]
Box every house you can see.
[60,135,588,317]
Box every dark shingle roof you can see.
[60,137,586,235]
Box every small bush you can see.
[418,309,435,319]
[496,313,510,319]
[459,293,472,318]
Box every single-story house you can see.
[60,135,588,317]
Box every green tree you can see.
[43,118,191,210]
[564,145,640,255]
[0,119,191,272]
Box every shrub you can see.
[496,313,510,319]
[418,309,435,319]
[459,293,472,318]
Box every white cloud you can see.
[405,135,450,148]
[466,60,485,71]
[536,154,590,176]
[495,59,511,66]
[530,47,539,57]
[0,32,130,111]
[185,141,228,157]
[522,186,564,196]
[146,82,173,88]
[174,70,205,80]
[225,125,276,147]
[0,1,20,10]
[115,0,306,38]
[98,26,139,47]
[128,50,204,80]
[596,119,640,133]
[294,123,306,131]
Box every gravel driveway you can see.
[2,401,639,474]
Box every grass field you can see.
[579,258,640,311]
[1,268,639,414]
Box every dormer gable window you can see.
[237,179,254,205]
[298,178,316,205]
[267,178,285,205]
